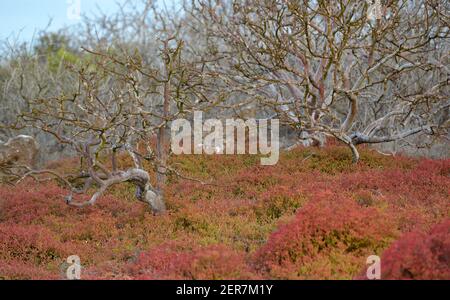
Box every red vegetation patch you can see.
[339,159,449,206]
[0,223,69,279]
[379,219,450,280]
[0,183,70,224]
[125,242,258,280]
[0,181,148,278]
[0,146,448,279]
[0,260,59,280]
[254,192,397,279]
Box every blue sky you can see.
[0,0,177,43]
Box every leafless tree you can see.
[192,0,449,162]
[1,0,448,214]
[1,1,225,213]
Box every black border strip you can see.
[1,280,447,299]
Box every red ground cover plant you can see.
[0,260,60,280]
[0,146,448,279]
[0,224,69,279]
[124,242,258,280]
[378,219,450,280]
[254,192,397,279]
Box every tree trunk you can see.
[142,183,166,214]
[349,143,360,164]
[156,80,170,195]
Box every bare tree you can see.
[192,0,449,162]
[1,0,448,214]
[1,1,225,213]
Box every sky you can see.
[0,0,174,43]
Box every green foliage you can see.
[32,32,79,72]
[46,48,79,73]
